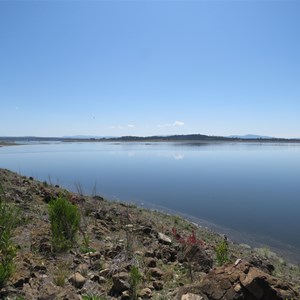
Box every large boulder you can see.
[176,261,298,300]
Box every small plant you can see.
[172,227,205,247]
[129,265,142,300]
[172,215,182,225]
[75,182,84,196]
[80,234,96,254]
[122,206,135,259]
[48,196,80,252]
[42,181,48,187]
[0,195,19,288]
[172,227,206,281]
[82,295,106,300]
[215,239,229,266]
[0,182,3,195]
[262,246,271,258]
[0,198,17,289]
[53,261,71,287]
[0,232,16,288]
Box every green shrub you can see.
[48,196,80,252]
[130,265,142,300]
[215,239,229,266]
[0,198,18,288]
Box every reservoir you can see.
[1,141,300,262]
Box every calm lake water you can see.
[1,142,300,262]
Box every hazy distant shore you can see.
[1,134,300,145]
[0,142,17,147]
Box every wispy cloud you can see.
[127,124,135,128]
[173,121,184,126]
[110,126,123,129]
[157,121,185,128]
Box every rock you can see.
[90,274,106,284]
[240,243,251,249]
[134,250,143,257]
[145,250,156,257]
[181,293,206,300]
[142,226,153,235]
[110,272,130,296]
[42,188,55,203]
[249,256,275,274]
[35,237,52,253]
[153,280,163,290]
[11,269,30,288]
[93,195,104,201]
[33,264,47,273]
[121,290,130,300]
[78,263,89,276]
[34,282,60,300]
[0,287,18,300]
[99,276,107,284]
[80,279,104,298]
[68,272,86,288]
[125,224,134,229]
[114,271,129,281]
[149,268,164,279]
[197,261,299,300]
[32,281,79,300]
[145,257,157,268]
[240,267,277,299]
[233,283,242,293]
[138,287,152,298]
[13,277,30,288]
[158,232,172,245]
[99,268,110,277]
[89,251,101,259]
[181,244,213,273]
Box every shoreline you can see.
[132,199,300,265]
[0,168,299,299]
[0,142,18,147]
[1,142,299,264]
[0,159,299,265]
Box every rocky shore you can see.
[0,168,299,300]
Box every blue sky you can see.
[0,1,299,138]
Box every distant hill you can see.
[104,134,232,142]
[1,134,299,143]
[229,134,274,139]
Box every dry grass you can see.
[53,260,71,287]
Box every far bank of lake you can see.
[1,141,300,263]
